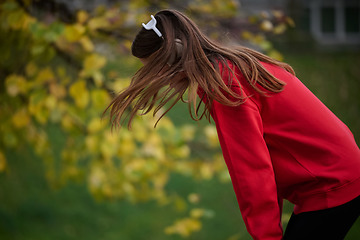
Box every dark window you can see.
[321,7,336,33]
[345,7,360,33]
[302,8,311,31]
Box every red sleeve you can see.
[211,97,283,240]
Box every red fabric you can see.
[203,61,360,240]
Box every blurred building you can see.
[307,0,360,45]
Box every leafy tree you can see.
[0,0,293,237]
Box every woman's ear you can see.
[167,38,183,66]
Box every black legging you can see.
[283,195,360,240]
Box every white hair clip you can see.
[142,15,162,38]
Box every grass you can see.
[1,49,360,240]
[0,147,243,240]
[283,50,360,143]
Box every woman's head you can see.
[106,9,219,128]
[105,9,294,129]
[132,10,210,64]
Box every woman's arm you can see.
[211,97,283,240]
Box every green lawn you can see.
[1,50,359,240]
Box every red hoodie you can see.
[205,61,360,239]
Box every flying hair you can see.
[104,9,295,129]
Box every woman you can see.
[105,9,360,240]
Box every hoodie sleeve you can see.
[211,96,283,240]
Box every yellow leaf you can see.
[248,15,258,24]
[252,34,265,44]
[45,95,57,110]
[123,40,132,51]
[107,70,118,79]
[5,74,27,96]
[259,40,272,51]
[174,161,194,176]
[104,8,121,19]
[64,24,85,42]
[69,80,89,108]
[152,173,168,189]
[60,76,71,86]
[102,183,114,198]
[31,44,45,55]
[88,17,109,31]
[77,10,89,24]
[6,8,33,30]
[241,31,253,40]
[25,62,38,77]
[110,77,131,91]
[87,117,106,133]
[92,71,104,87]
[273,23,287,35]
[0,151,7,172]
[64,166,80,180]
[79,36,94,52]
[49,83,67,99]
[286,17,296,27]
[267,49,284,61]
[91,89,110,110]
[143,160,159,175]
[61,114,74,130]
[200,163,213,180]
[132,119,149,142]
[89,165,106,188]
[190,208,204,218]
[56,66,66,78]
[260,20,273,32]
[165,218,202,237]
[12,108,30,128]
[34,107,49,124]
[154,115,174,132]
[100,140,116,159]
[171,145,190,158]
[62,149,77,163]
[84,53,106,71]
[272,10,284,19]
[188,193,200,204]
[204,125,219,147]
[118,133,136,157]
[141,133,165,160]
[124,158,147,181]
[209,0,237,17]
[35,67,55,84]
[29,90,46,110]
[85,135,99,153]
[81,54,107,77]
[181,125,196,141]
[122,182,135,195]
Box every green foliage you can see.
[0,0,294,237]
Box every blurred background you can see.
[0,0,359,239]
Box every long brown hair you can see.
[105,9,295,129]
